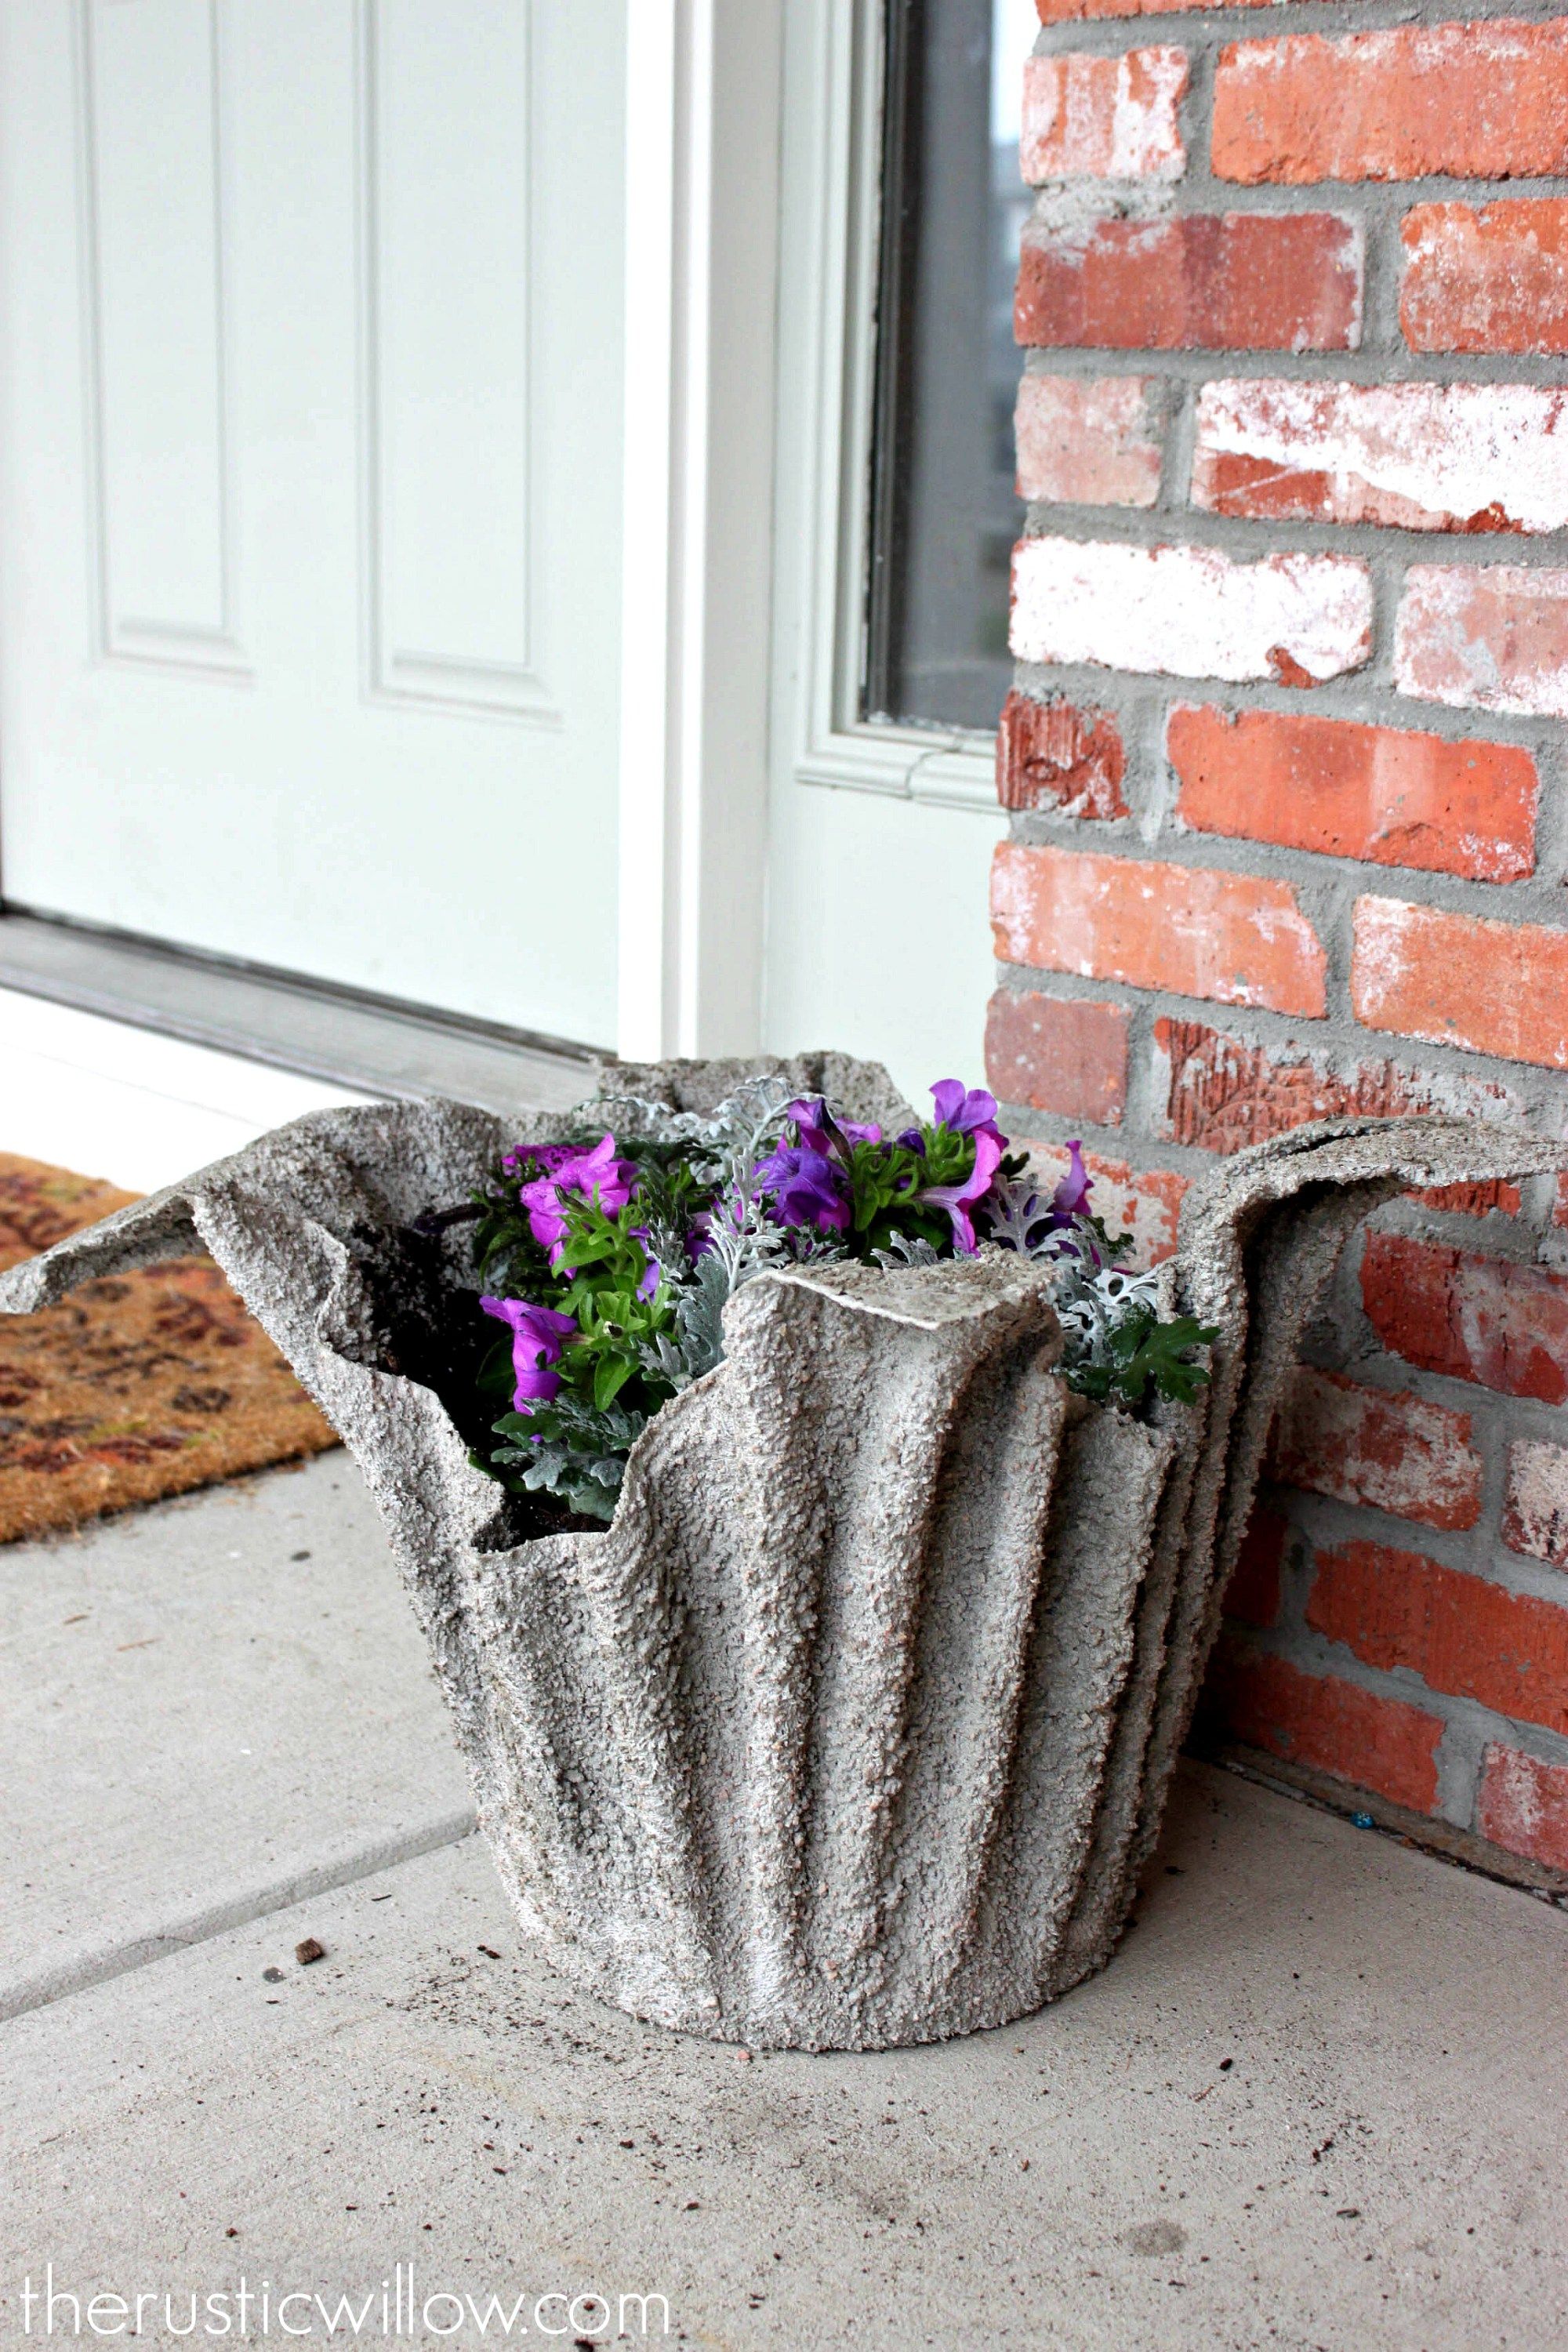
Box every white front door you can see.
[0,0,623,1047]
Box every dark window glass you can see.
[865,0,1033,734]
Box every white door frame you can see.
[756,0,1004,1103]
[617,0,1007,1079]
[770,0,998,818]
[615,0,784,1062]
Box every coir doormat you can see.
[0,1152,338,1544]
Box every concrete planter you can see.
[3,1054,1561,2051]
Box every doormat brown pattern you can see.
[0,1153,338,1544]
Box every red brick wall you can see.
[995,0,1568,1878]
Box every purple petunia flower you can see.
[754,1141,851,1231]
[918,1130,1004,1255]
[780,1097,882,1162]
[684,1208,716,1262]
[1051,1139,1092,1223]
[517,1132,639,1266]
[779,1096,833,1157]
[501,1140,576,1178]
[928,1079,1005,1142]
[480,1295,578,1411]
[629,1227,662,1301]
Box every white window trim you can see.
[772,0,998,821]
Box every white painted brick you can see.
[1010,537,1373,684]
[1021,49,1189,184]
[1396,565,1568,718]
[1014,376,1162,507]
[1504,1438,1568,1567]
[1193,380,1568,533]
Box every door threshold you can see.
[0,909,597,1118]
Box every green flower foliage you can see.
[459,1077,1219,1528]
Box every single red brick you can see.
[1020,49,1188,183]
[1352,896,1568,1069]
[1212,22,1568,186]
[996,691,1128,818]
[1403,200,1568,356]
[1503,1438,1568,1567]
[1225,1503,1289,1629]
[1168,705,1536,883]
[991,841,1327,1015]
[1015,375,1163,508]
[985,990,1130,1127]
[1477,1744,1568,1871]
[1153,1015,1522,1157]
[1014,212,1362,352]
[1362,1231,1568,1406]
[1192,378,1568,535]
[1037,0,1303,18]
[1396,566,1568,720]
[1271,1368,1482,1533]
[1022,1143,1187,1265]
[1201,1638,1443,1813]
[1411,1179,1521,1219]
[1308,1537,1568,1737]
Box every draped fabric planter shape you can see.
[3,1053,1562,2053]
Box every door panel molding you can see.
[74,0,248,680]
[2,0,624,1044]
[354,0,558,724]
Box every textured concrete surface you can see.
[2,1762,1563,2351]
[5,1073,1567,2053]
[0,1454,471,2022]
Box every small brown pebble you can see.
[295,1936,327,1965]
[684,2200,700,2210]
[225,2228,238,2239]
[477,1945,502,1959]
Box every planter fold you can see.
[3,1053,1562,2051]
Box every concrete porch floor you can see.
[2,1454,1565,2351]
